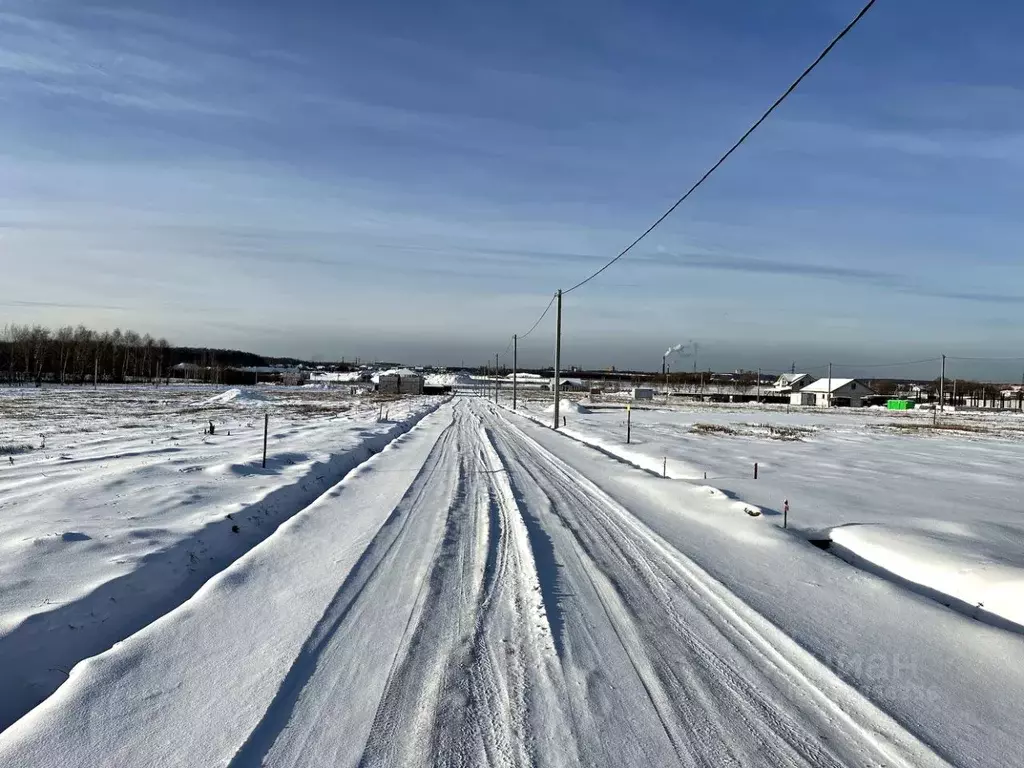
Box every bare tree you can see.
[1,325,15,385]
[72,325,93,384]
[27,326,50,383]
[55,325,74,384]
[141,334,154,381]
[156,337,169,383]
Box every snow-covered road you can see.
[0,399,967,766]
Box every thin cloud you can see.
[652,250,1024,305]
[0,300,128,311]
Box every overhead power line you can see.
[497,291,557,362]
[947,355,1024,362]
[563,0,878,295]
[518,292,558,340]
[830,357,941,369]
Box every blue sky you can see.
[2,0,1023,377]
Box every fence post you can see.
[262,413,268,469]
[783,499,789,529]
[663,457,667,477]
[626,404,631,444]
[754,462,758,480]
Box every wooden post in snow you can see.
[262,413,269,469]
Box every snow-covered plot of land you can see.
[0,384,442,730]
[2,395,1023,767]
[516,399,1024,630]
[0,399,962,768]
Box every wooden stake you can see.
[262,413,269,469]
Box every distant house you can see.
[771,373,814,394]
[540,378,586,392]
[791,378,875,407]
[377,368,424,395]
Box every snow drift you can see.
[544,399,590,415]
[196,388,268,407]
[829,522,1024,632]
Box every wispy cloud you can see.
[0,6,253,118]
[0,299,128,311]
[653,251,1024,305]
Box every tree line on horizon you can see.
[0,324,306,386]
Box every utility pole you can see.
[940,354,946,413]
[935,354,945,424]
[827,363,832,409]
[553,289,562,430]
[495,352,499,405]
[513,334,518,410]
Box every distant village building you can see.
[771,373,814,394]
[542,378,586,392]
[791,378,875,407]
[377,369,424,395]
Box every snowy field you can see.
[0,392,1022,767]
[518,398,1024,632]
[0,384,443,730]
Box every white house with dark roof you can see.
[791,378,875,407]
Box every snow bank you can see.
[424,372,474,388]
[829,522,1024,632]
[544,399,590,415]
[195,388,267,407]
[309,371,364,383]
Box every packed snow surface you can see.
[1,393,1023,767]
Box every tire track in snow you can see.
[358,405,575,768]
[228,409,467,767]
[232,401,573,768]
